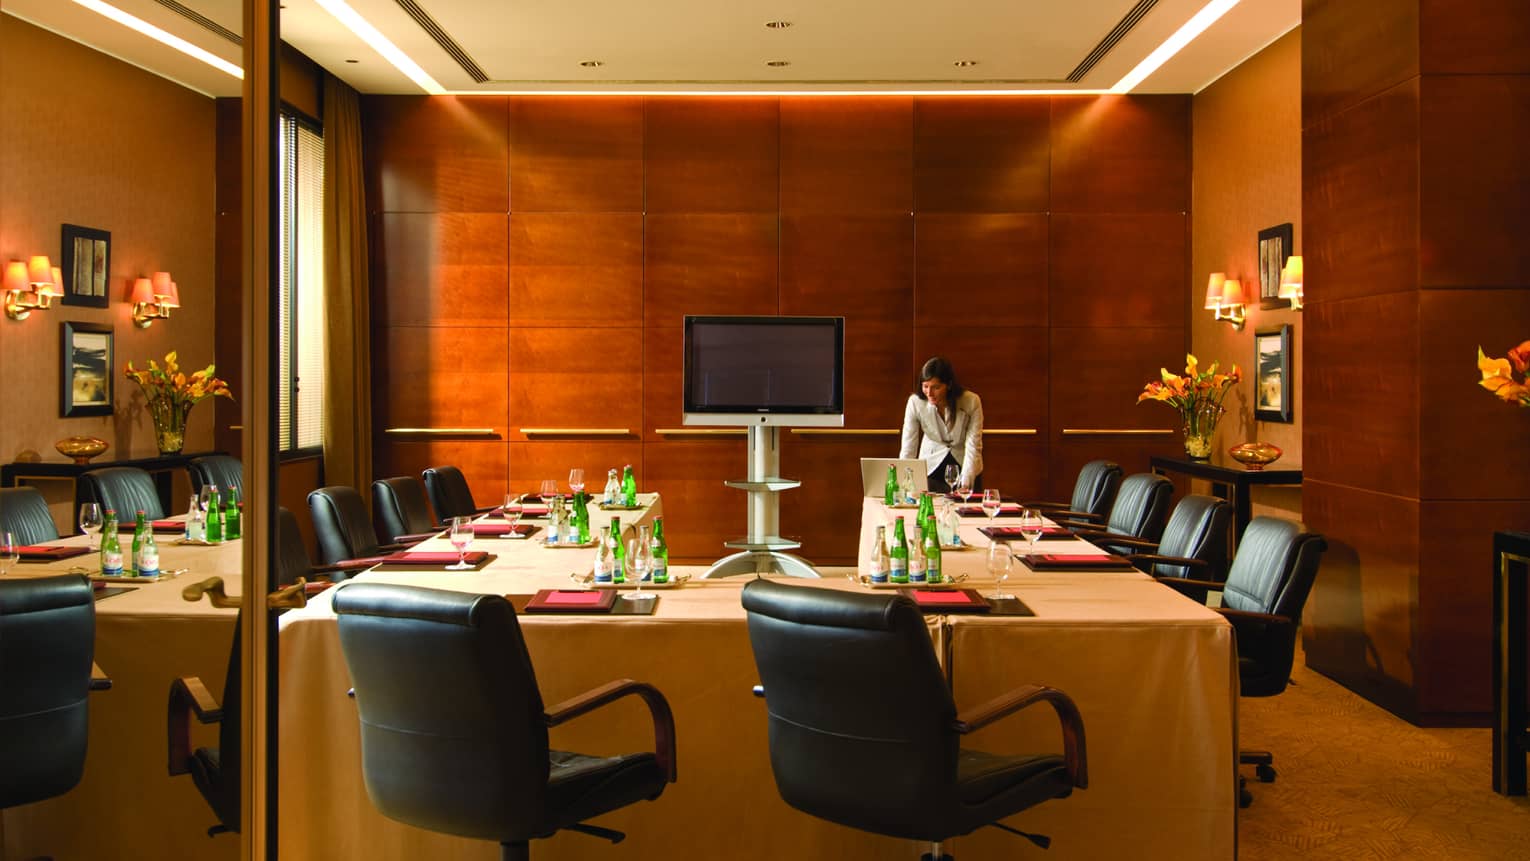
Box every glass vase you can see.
[1181,401,1224,460]
[149,398,191,456]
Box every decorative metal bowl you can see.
[1229,442,1282,471]
[55,436,109,464]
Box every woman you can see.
[900,356,984,492]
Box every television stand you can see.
[703,425,820,579]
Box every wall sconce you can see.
[3,256,62,321]
[1278,255,1303,311]
[1204,272,1247,331]
[129,271,180,327]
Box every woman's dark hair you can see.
[914,356,965,401]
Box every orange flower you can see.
[123,351,235,410]
[1478,345,1530,407]
[1137,353,1240,418]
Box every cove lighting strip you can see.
[313,0,445,94]
[70,0,242,79]
[1111,0,1241,93]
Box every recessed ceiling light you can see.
[580,60,604,68]
[765,21,792,29]
[953,60,979,68]
[766,60,791,67]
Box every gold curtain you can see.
[321,73,372,503]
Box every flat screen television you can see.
[682,315,845,427]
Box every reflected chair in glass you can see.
[80,465,165,520]
[1066,472,1173,554]
[1017,459,1123,528]
[188,454,244,501]
[422,464,494,520]
[1155,516,1326,807]
[0,485,60,544]
[741,578,1087,858]
[334,582,677,860]
[308,485,419,575]
[372,475,443,544]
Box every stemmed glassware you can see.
[956,475,974,506]
[0,532,18,575]
[447,516,474,570]
[987,541,1015,600]
[501,494,522,538]
[568,468,585,496]
[943,463,960,497]
[198,485,214,519]
[78,502,103,550]
[1018,508,1045,557]
[624,525,654,601]
[539,479,559,502]
[981,488,1003,526]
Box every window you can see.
[278,112,325,454]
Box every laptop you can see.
[859,458,929,498]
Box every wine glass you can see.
[501,494,523,538]
[568,468,585,496]
[624,526,653,601]
[539,479,559,502]
[987,541,1015,600]
[943,463,960,497]
[447,516,474,570]
[198,485,214,518]
[956,475,974,506]
[0,532,18,576]
[78,502,103,550]
[981,489,1003,535]
[1018,508,1045,557]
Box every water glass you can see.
[956,475,974,504]
[539,479,559,502]
[568,468,585,495]
[501,494,522,538]
[624,526,653,601]
[1018,508,1045,556]
[981,489,1003,533]
[447,516,474,570]
[0,532,18,575]
[78,502,103,549]
[943,463,960,496]
[987,541,1015,600]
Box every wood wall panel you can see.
[506,328,643,440]
[509,213,642,327]
[914,214,1048,328]
[1301,0,1418,126]
[912,97,1051,213]
[1049,95,1190,214]
[373,326,509,436]
[780,98,913,214]
[643,214,779,326]
[642,440,749,560]
[506,441,643,499]
[373,441,509,512]
[1304,292,1419,499]
[508,97,644,212]
[843,322,915,430]
[1047,438,1186,505]
[1050,213,1188,328]
[780,436,876,564]
[970,437,1049,503]
[363,96,509,213]
[912,326,1048,432]
[1419,289,1530,499]
[1420,0,1530,74]
[374,212,509,327]
[1419,76,1530,289]
[1304,77,1421,306]
[644,98,779,213]
[779,215,914,324]
[1048,327,1187,438]
[640,328,685,441]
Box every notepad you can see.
[16,545,94,562]
[379,550,492,566]
[523,589,618,613]
[1021,553,1137,570]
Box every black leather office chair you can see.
[1105,495,1233,602]
[422,465,491,520]
[373,476,442,544]
[741,578,1086,858]
[1068,472,1173,553]
[189,454,244,501]
[1157,516,1326,807]
[308,485,415,572]
[1020,459,1123,527]
[1,575,108,812]
[333,583,677,860]
[0,485,61,544]
[81,465,165,520]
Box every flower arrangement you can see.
[124,351,234,454]
[1477,341,1530,408]
[1138,354,1241,459]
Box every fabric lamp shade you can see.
[3,261,28,292]
[1204,272,1227,309]
[129,277,156,304]
[1278,255,1303,298]
[26,256,52,285]
[40,267,64,298]
[151,271,172,295]
[1219,279,1246,307]
[160,280,181,308]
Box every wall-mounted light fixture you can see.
[129,271,180,327]
[1204,272,1247,331]
[3,256,62,321]
[1278,255,1303,311]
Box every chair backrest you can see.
[1151,495,1233,581]
[0,575,96,809]
[1104,473,1173,543]
[422,466,478,520]
[373,476,438,542]
[333,583,550,841]
[1070,460,1123,520]
[188,455,244,501]
[0,486,60,544]
[275,506,315,587]
[740,579,959,839]
[1223,517,1327,621]
[82,466,165,520]
[308,486,383,565]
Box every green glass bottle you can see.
[884,464,898,506]
[621,464,637,507]
[572,492,590,544]
[918,491,935,526]
[130,510,148,575]
[650,517,669,584]
[206,487,224,544]
[923,514,943,584]
[224,489,241,540]
[139,529,161,577]
[100,510,124,576]
[610,516,625,583]
[889,517,910,584]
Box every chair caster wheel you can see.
[1256,764,1276,783]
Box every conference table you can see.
[276,495,1237,860]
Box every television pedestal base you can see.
[701,425,820,579]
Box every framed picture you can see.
[1257,223,1294,310]
[1254,324,1293,423]
[61,321,114,417]
[60,224,111,308]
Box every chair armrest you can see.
[376,542,417,553]
[1037,508,1105,524]
[91,661,112,692]
[168,676,223,776]
[333,556,388,571]
[392,531,440,544]
[1217,607,1295,641]
[1155,577,1226,599]
[1128,553,1209,570]
[545,679,677,783]
[1074,533,1159,550]
[953,684,1088,789]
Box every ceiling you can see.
[2,0,1298,99]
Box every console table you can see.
[1149,452,1303,545]
[1493,530,1530,796]
[2,451,220,531]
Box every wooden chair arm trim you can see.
[168,676,223,777]
[90,661,112,691]
[544,679,677,783]
[953,684,1088,789]
[1217,608,1292,627]
[1044,509,1106,524]
[1073,532,1159,550]
[1128,553,1209,569]
[392,531,440,544]
[333,556,387,571]
[1155,577,1226,597]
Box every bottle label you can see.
[594,559,614,583]
[651,563,668,584]
[909,558,926,583]
[926,559,942,584]
[869,564,889,584]
[139,550,160,576]
[890,559,909,583]
[102,551,123,576]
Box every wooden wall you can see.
[362,94,1191,563]
[1302,0,1530,724]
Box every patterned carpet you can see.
[1239,639,1530,860]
